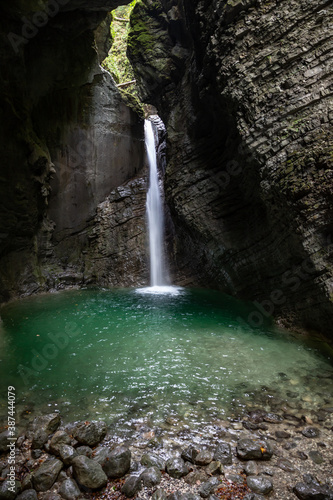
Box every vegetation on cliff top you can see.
[102,1,143,116]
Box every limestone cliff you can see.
[0,0,147,300]
[128,0,333,336]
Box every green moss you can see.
[102,0,143,113]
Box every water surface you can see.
[0,288,332,438]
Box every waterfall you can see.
[145,118,166,287]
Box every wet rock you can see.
[21,474,33,490]
[58,478,81,499]
[0,480,21,499]
[199,477,220,498]
[237,439,273,460]
[31,429,49,450]
[180,495,201,500]
[93,445,131,478]
[72,421,107,447]
[213,443,232,464]
[59,444,77,465]
[76,446,92,458]
[194,449,213,466]
[181,444,200,464]
[121,475,143,498]
[152,488,168,500]
[206,461,223,475]
[293,475,333,499]
[72,455,108,489]
[247,410,266,423]
[275,430,291,439]
[246,476,273,495]
[31,449,43,459]
[167,493,182,500]
[49,431,71,455]
[0,430,9,452]
[263,413,283,424]
[166,457,189,478]
[308,450,324,465]
[243,422,259,431]
[141,452,166,470]
[184,470,208,485]
[276,458,296,472]
[243,461,258,476]
[29,414,61,437]
[42,494,61,500]
[140,466,161,487]
[16,490,38,500]
[225,473,244,484]
[301,427,320,438]
[32,458,63,492]
[296,451,308,460]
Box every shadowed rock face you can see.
[128,0,333,336]
[0,0,146,299]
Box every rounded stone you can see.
[72,455,107,489]
[58,478,81,499]
[246,476,273,495]
[73,421,107,447]
[301,427,320,438]
[140,466,162,487]
[32,458,63,492]
[121,475,142,498]
[237,439,273,460]
[166,457,189,479]
[16,490,38,500]
[213,442,232,464]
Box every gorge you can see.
[0,0,333,338]
[0,2,333,499]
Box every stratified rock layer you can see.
[128,0,333,336]
[0,0,146,301]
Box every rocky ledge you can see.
[1,405,332,500]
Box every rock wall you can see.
[0,0,147,300]
[128,0,333,336]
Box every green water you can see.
[0,288,332,437]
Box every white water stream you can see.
[145,118,167,287]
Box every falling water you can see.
[145,118,166,286]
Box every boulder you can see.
[236,439,273,460]
[0,480,21,499]
[31,429,49,450]
[73,421,107,446]
[140,467,161,487]
[152,489,168,500]
[93,445,131,478]
[198,477,220,498]
[32,458,63,492]
[58,478,81,499]
[213,443,232,465]
[141,452,166,470]
[194,450,213,466]
[16,490,38,500]
[59,444,77,465]
[49,431,71,455]
[246,476,273,495]
[166,457,189,479]
[72,455,107,489]
[181,445,200,464]
[121,475,142,497]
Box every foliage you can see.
[102,1,143,115]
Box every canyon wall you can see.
[0,0,148,300]
[128,0,333,336]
